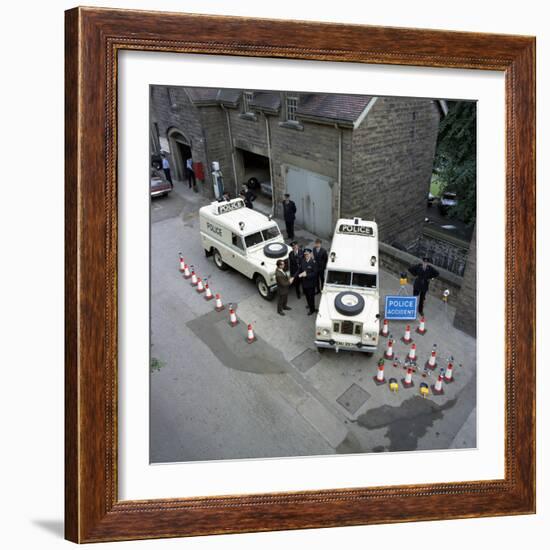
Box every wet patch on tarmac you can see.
[187,310,289,375]
[356,396,457,452]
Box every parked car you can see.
[438,191,458,215]
[427,191,436,207]
[150,171,172,198]
[260,181,273,197]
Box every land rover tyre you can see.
[255,275,275,301]
[263,242,288,259]
[334,291,365,317]
[247,177,260,190]
[212,248,228,271]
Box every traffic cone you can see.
[384,338,394,360]
[246,324,256,344]
[196,278,205,293]
[425,348,437,370]
[402,367,414,388]
[408,343,417,362]
[389,378,399,393]
[402,324,412,344]
[431,373,445,395]
[228,306,238,326]
[380,319,389,337]
[183,263,191,279]
[190,269,198,286]
[214,293,225,312]
[419,382,430,398]
[178,253,185,272]
[444,363,454,383]
[204,282,213,300]
[374,361,386,385]
[416,316,427,335]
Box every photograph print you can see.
[149,86,477,463]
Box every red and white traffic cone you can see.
[178,253,185,272]
[204,282,213,300]
[384,339,394,360]
[214,293,225,312]
[246,324,256,344]
[228,306,238,326]
[190,269,198,286]
[426,348,437,370]
[183,263,191,279]
[380,319,389,337]
[416,316,427,335]
[444,363,454,383]
[402,367,414,388]
[402,324,412,344]
[408,343,417,362]
[431,373,445,395]
[374,362,386,385]
[196,278,205,293]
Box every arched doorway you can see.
[167,128,192,183]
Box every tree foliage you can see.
[433,101,477,225]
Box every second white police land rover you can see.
[199,198,289,300]
[314,217,380,354]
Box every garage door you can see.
[285,166,333,238]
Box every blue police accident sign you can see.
[384,295,418,320]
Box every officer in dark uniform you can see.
[282,193,297,239]
[298,248,319,315]
[312,238,328,294]
[408,256,440,316]
[288,241,303,299]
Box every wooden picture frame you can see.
[65,6,536,543]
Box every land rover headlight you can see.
[364,331,377,340]
[321,328,330,336]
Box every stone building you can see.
[150,86,443,243]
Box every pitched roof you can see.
[296,94,373,125]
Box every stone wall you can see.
[453,225,477,336]
[347,97,441,247]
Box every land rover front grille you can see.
[341,321,354,335]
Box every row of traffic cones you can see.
[374,358,455,396]
[380,319,427,340]
[383,338,440,371]
[179,253,256,343]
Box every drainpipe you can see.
[222,105,239,196]
[335,123,343,218]
[264,112,275,218]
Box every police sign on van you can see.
[315,217,379,353]
[200,198,290,300]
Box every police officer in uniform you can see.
[282,193,297,239]
[299,248,319,315]
[288,241,303,299]
[275,260,294,316]
[408,256,440,316]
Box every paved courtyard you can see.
[150,181,476,463]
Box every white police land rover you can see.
[199,198,289,300]
[315,218,380,353]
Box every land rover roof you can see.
[327,218,378,273]
[200,198,276,236]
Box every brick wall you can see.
[347,97,440,247]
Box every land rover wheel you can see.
[213,248,228,271]
[263,242,288,259]
[334,291,365,316]
[256,275,274,301]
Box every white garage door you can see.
[285,166,333,238]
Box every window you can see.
[244,231,264,248]
[326,270,352,285]
[286,95,298,121]
[232,233,245,251]
[352,273,377,289]
[261,226,280,241]
[242,91,254,113]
